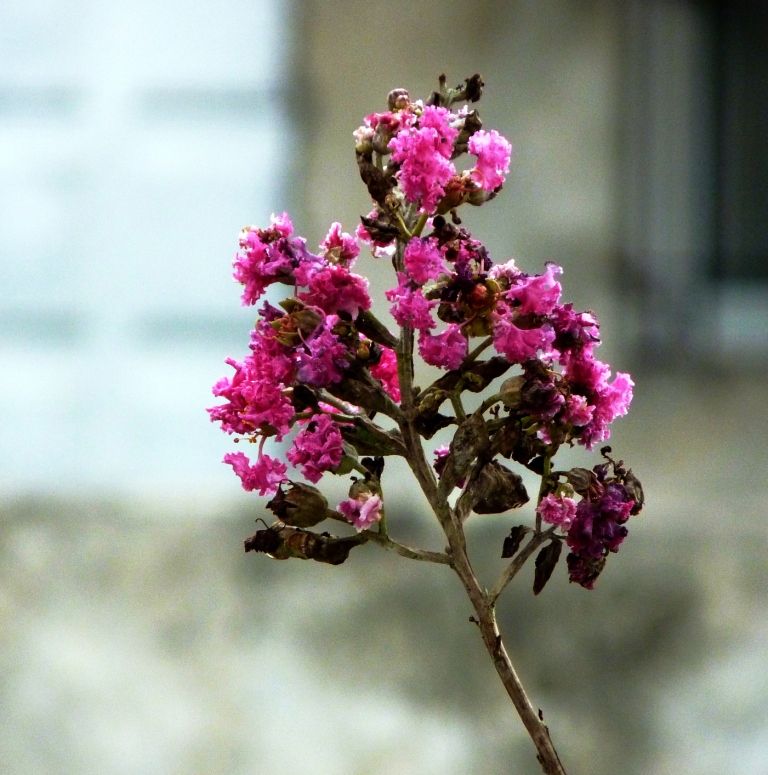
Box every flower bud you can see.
[266,482,332,528]
[500,376,524,408]
[387,88,410,111]
[471,461,529,514]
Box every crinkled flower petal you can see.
[223,451,286,496]
[338,494,383,532]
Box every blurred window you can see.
[0,1,296,493]
[618,0,768,365]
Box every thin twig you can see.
[362,530,452,565]
[488,527,556,605]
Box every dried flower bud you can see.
[500,376,524,408]
[245,523,363,565]
[387,88,410,111]
[266,482,331,528]
[623,469,644,515]
[471,461,529,514]
[563,467,597,496]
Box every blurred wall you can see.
[2,2,767,774]
[299,0,623,319]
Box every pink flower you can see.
[468,129,512,191]
[563,352,634,448]
[537,494,577,530]
[564,394,594,427]
[338,493,383,532]
[418,105,459,158]
[208,355,295,439]
[223,451,286,496]
[418,325,467,370]
[507,264,563,316]
[320,222,360,265]
[386,275,437,330]
[492,304,555,364]
[299,265,371,319]
[403,237,445,285]
[369,346,401,402]
[287,413,345,483]
[233,213,316,306]
[389,106,459,213]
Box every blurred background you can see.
[2,0,767,773]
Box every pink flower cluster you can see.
[211,77,637,549]
[358,100,512,216]
[209,218,401,511]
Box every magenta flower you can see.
[418,325,468,370]
[492,304,555,364]
[369,346,401,402]
[208,355,295,439]
[389,106,459,213]
[563,394,594,427]
[386,275,437,330]
[403,237,445,285]
[296,321,351,387]
[537,494,577,530]
[321,222,360,265]
[299,264,371,319]
[562,351,634,448]
[233,213,316,306]
[223,451,286,496]
[338,493,383,532]
[507,264,563,316]
[287,413,345,483]
[468,129,512,191]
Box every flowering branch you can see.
[208,73,644,774]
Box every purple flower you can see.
[551,304,600,357]
[223,451,286,496]
[338,493,383,532]
[296,322,351,387]
[287,413,345,483]
[418,325,467,370]
[468,129,512,191]
[566,484,634,559]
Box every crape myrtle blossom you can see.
[386,275,437,330]
[537,494,577,530]
[338,492,383,532]
[210,73,641,598]
[403,236,445,285]
[212,75,644,773]
[468,129,513,191]
[388,105,459,213]
[287,413,345,483]
[418,325,468,370]
[223,451,287,496]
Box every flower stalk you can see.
[209,74,644,774]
